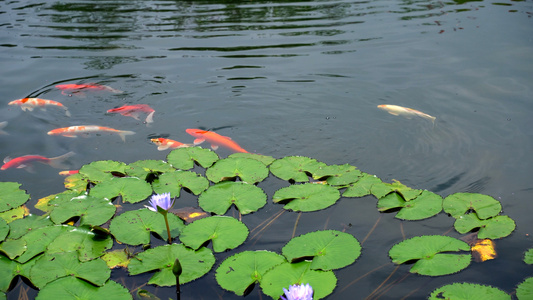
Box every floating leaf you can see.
[64,172,88,192]
[90,177,153,203]
[0,182,29,213]
[524,248,533,265]
[471,239,497,262]
[0,205,29,223]
[50,195,116,226]
[206,157,269,184]
[377,190,443,220]
[371,180,423,200]
[128,243,215,286]
[429,282,510,300]
[79,160,128,182]
[35,276,132,300]
[166,147,219,170]
[171,207,209,223]
[260,261,337,300]
[198,181,267,215]
[109,209,184,246]
[282,230,361,271]
[152,170,209,198]
[16,225,71,263]
[30,252,110,288]
[443,193,502,219]
[0,237,26,259]
[454,214,515,239]
[102,249,131,269]
[215,250,286,296]
[342,173,383,197]
[125,159,175,180]
[269,156,327,182]
[228,153,276,166]
[180,216,249,252]
[47,225,113,261]
[389,235,471,276]
[0,219,7,242]
[0,254,36,292]
[7,214,53,239]
[312,164,362,185]
[517,277,533,300]
[273,183,340,212]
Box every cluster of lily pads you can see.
[0,147,531,299]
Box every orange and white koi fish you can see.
[107,104,155,124]
[377,105,436,124]
[0,121,7,135]
[47,125,135,142]
[151,138,192,151]
[1,152,75,172]
[59,170,79,176]
[9,98,71,117]
[55,83,123,96]
[185,128,249,153]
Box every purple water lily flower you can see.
[281,283,313,300]
[145,192,174,212]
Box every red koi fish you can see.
[151,138,192,151]
[9,98,71,117]
[1,152,75,172]
[47,125,135,142]
[55,83,123,96]
[185,128,249,153]
[107,104,155,124]
[59,170,79,176]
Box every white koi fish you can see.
[378,104,436,124]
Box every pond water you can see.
[1,0,532,299]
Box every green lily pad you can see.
[180,216,249,252]
[128,243,215,286]
[47,225,113,261]
[260,261,337,300]
[79,160,128,182]
[269,156,327,182]
[36,190,83,213]
[429,282,511,300]
[0,182,29,213]
[0,219,7,242]
[101,249,131,269]
[282,230,361,271]
[167,147,219,170]
[272,183,340,212]
[0,205,29,223]
[16,225,71,263]
[342,172,383,198]
[109,209,184,246]
[30,252,110,288]
[443,193,502,219]
[0,238,26,259]
[389,235,471,276]
[228,153,276,166]
[206,157,269,184]
[126,160,176,180]
[152,170,209,198]
[454,214,516,239]
[50,194,116,226]
[198,181,267,215]
[517,277,533,300]
[525,248,533,265]
[7,214,53,239]
[377,190,443,220]
[371,180,423,200]
[0,254,36,292]
[89,177,153,203]
[64,172,89,192]
[35,276,132,300]
[215,250,286,296]
[312,164,362,185]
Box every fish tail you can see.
[145,111,155,124]
[48,151,76,169]
[0,121,7,135]
[119,130,136,142]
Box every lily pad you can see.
[206,157,269,184]
[228,153,276,166]
[79,160,128,183]
[109,208,184,245]
[152,170,209,198]
[389,235,471,276]
[64,172,89,192]
[517,277,533,300]
[454,214,516,239]
[342,172,383,198]
[8,214,53,239]
[166,147,219,170]
[125,159,176,180]
[215,250,286,296]
[198,181,267,215]
[16,225,71,263]
[312,164,362,185]
[0,237,26,259]
[0,182,29,213]
[524,248,533,265]
[377,190,443,220]
[128,243,215,286]
[429,282,510,300]
[0,205,29,223]
[35,276,132,300]
[46,225,113,261]
[269,156,327,182]
[0,219,7,242]
[282,230,361,271]
[89,177,153,203]
[272,183,340,212]
[35,190,83,213]
[371,180,423,200]
[0,254,36,292]
[50,194,116,226]
[260,261,337,300]
[180,216,249,252]
[443,193,502,219]
[102,249,131,269]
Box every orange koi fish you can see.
[185,128,249,153]
[151,138,192,151]
[9,98,71,117]
[107,104,155,124]
[1,152,75,172]
[55,83,123,96]
[59,170,79,176]
[47,125,135,142]
[378,105,436,124]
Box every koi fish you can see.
[55,83,123,96]
[0,121,7,135]
[107,104,155,124]
[1,151,75,172]
[377,105,436,124]
[47,125,135,142]
[185,128,249,153]
[151,138,192,151]
[8,98,71,117]
[59,170,79,176]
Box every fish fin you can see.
[3,157,11,163]
[180,144,193,148]
[193,138,205,145]
[124,111,142,120]
[48,151,75,169]
[62,134,78,138]
[387,111,400,116]
[0,121,7,135]
[118,130,136,142]
[64,108,71,117]
[17,164,27,169]
[157,145,169,151]
[21,106,34,112]
[211,144,219,150]
[24,165,36,173]
[145,111,155,124]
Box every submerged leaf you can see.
[429,282,510,300]
[152,170,209,198]
[180,216,249,252]
[443,193,502,219]
[89,177,153,203]
[35,276,132,300]
[198,181,267,215]
[0,182,29,213]
[206,157,269,184]
[454,214,515,239]
[377,190,442,220]
[167,147,219,170]
[273,183,340,212]
[269,156,327,182]
[471,239,497,262]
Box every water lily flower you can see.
[281,283,313,300]
[145,192,174,213]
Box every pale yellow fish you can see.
[377,104,436,124]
